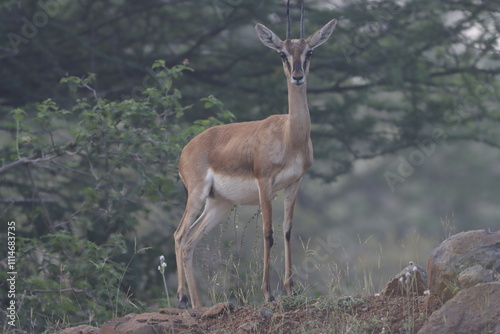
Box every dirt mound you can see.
[98,295,427,334]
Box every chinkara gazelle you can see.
[174,0,336,308]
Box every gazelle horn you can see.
[300,0,305,39]
[286,0,291,40]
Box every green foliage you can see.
[1,232,136,332]
[1,63,230,238]
[0,63,233,330]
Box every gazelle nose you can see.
[291,75,305,85]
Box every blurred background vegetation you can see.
[0,0,499,331]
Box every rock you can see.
[458,264,495,289]
[417,282,500,334]
[99,310,200,334]
[201,302,234,318]
[99,315,132,334]
[60,325,99,334]
[259,307,273,319]
[99,314,172,334]
[426,229,500,303]
[98,305,239,333]
[380,262,428,296]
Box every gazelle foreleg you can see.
[283,180,300,295]
[258,179,275,302]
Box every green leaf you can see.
[10,108,26,123]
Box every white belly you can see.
[210,171,260,205]
[208,155,304,206]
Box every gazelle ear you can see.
[255,23,284,52]
[307,19,337,49]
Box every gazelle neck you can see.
[286,82,310,147]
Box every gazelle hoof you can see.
[178,295,189,309]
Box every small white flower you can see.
[412,266,418,272]
[160,255,165,262]
[162,262,167,268]
[158,265,161,271]
[405,271,411,277]
[399,277,404,283]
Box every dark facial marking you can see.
[280,52,291,72]
[283,40,311,75]
[293,59,302,73]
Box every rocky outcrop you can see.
[426,229,500,303]
[99,313,175,334]
[380,262,428,296]
[98,303,234,334]
[417,282,500,334]
[457,264,495,288]
[60,325,99,334]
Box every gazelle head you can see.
[255,0,336,86]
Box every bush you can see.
[0,61,234,332]
[4,232,136,332]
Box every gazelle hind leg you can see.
[181,197,233,308]
[174,178,212,308]
[174,195,205,308]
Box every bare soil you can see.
[154,294,429,334]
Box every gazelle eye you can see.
[279,52,287,59]
[306,50,313,58]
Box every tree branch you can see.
[0,198,56,204]
[0,155,58,175]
